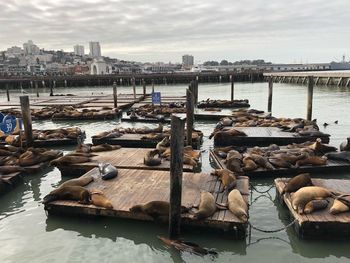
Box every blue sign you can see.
[152,92,161,105]
[0,114,17,135]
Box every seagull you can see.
[323,122,329,127]
[334,120,338,124]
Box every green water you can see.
[1,82,350,263]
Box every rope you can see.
[250,183,274,194]
[248,219,297,233]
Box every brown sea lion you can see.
[330,199,350,214]
[249,154,275,170]
[291,186,332,214]
[227,189,248,221]
[210,169,237,192]
[213,146,235,154]
[340,137,350,152]
[270,152,306,165]
[90,189,113,209]
[59,174,94,188]
[76,143,92,153]
[242,157,258,172]
[225,157,243,174]
[19,151,46,166]
[303,199,329,214]
[130,200,189,221]
[156,136,170,153]
[212,129,247,141]
[268,157,293,169]
[282,173,313,195]
[144,149,162,166]
[226,150,242,160]
[193,192,217,220]
[0,166,25,175]
[90,144,121,152]
[141,133,165,140]
[308,138,337,155]
[50,155,91,166]
[296,156,327,167]
[43,186,91,204]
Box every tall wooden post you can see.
[35,81,39,97]
[230,75,235,101]
[268,76,273,113]
[307,76,314,121]
[20,96,33,148]
[64,79,67,88]
[132,78,136,99]
[152,79,155,93]
[186,89,194,146]
[6,84,10,101]
[142,79,146,96]
[169,114,185,239]
[113,81,118,108]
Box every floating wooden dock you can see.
[121,114,171,123]
[213,127,330,147]
[45,168,249,237]
[56,148,200,177]
[92,133,202,149]
[209,150,350,178]
[0,138,79,147]
[275,178,350,239]
[0,172,23,196]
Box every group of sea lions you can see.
[214,138,341,173]
[1,127,84,146]
[282,173,350,215]
[143,137,201,167]
[127,103,186,120]
[43,173,114,209]
[197,99,250,108]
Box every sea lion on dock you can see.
[268,157,293,169]
[325,151,350,162]
[59,174,94,188]
[225,157,243,174]
[50,155,91,166]
[43,186,91,204]
[308,138,337,155]
[330,199,350,214]
[291,186,332,214]
[303,199,329,214]
[0,166,25,175]
[130,201,189,221]
[156,136,170,154]
[282,173,313,195]
[210,169,237,192]
[193,192,217,220]
[212,129,247,141]
[249,154,275,170]
[90,144,121,152]
[242,157,258,172]
[144,149,162,166]
[296,156,327,167]
[340,137,350,152]
[90,189,113,209]
[227,189,248,221]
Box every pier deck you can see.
[275,178,350,239]
[56,148,200,176]
[45,168,249,237]
[0,172,23,196]
[213,127,330,147]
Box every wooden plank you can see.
[45,168,249,237]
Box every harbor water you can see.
[0,82,350,263]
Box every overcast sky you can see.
[0,0,349,63]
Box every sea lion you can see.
[212,129,247,141]
[282,173,313,195]
[325,151,350,162]
[268,157,293,169]
[193,192,217,220]
[249,154,275,170]
[50,155,91,166]
[43,186,91,204]
[296,156,327,167]
[330,199,350,214]
[291,186,332,214]
[90,189,113,209]
[19,151,46,166]
[59,174,94,188]
[270,152,306,165]
[308,138,337,155]
[99,163,118,180]
[156,136,170,154]
[242,157,258,172]
[226,150,242,160]
[213,146,235,154]
[90,144,121,152]
[130,200,189,221]
[0,166,25,175]
[225,157,243,174]
[144,149,162,166]
[210,169,237,192]
[303,199,329,214]
[340,137,350,152]
[227,189,248,221]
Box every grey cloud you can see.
[0,0,349,63]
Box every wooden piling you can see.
[186,89,194,146]
[151,79,155,94]
[6,84,10,101]
[35,81,39,97]
[20,96,33,148]
[113,81,118,108]
[50,81,53,96]
[230,75,235,101]
[307,76,314,121]
[194,79,198,105]
[268,77,273,113]
[169,114,185,239]
[142,79,146,96]
[132,78,136,99]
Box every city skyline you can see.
[0,0,349,63]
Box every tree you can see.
[220,60,229,66]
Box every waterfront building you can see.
[89,42,101,58]
[182,54,194,68]
[74,45,85,56]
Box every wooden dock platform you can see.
[0,172,23,196]
[275,178,350,239]
[213,127,330,147]
[45,168,249,237]
[209,150,350,178]
[55,148,200,177]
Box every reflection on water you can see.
[1,82,350,262]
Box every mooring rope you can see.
[248,219,297,233]
[249,183,274,194]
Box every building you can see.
[89,42,101,58]
[74,45,85,56]
[90,58,109,75]
[182,54,194,68]
[6,46,23,57]
[23,40,40,55]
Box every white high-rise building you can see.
[23,40,40,55]
[89,42,101,58]
[182,54,194,67]
[74,45,85,56]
